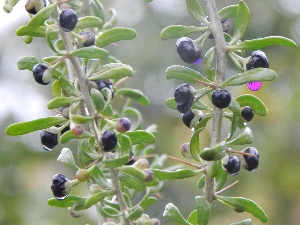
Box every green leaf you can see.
[90,88,106,113]
[116,88,149,106]
[48,196,87,208]
[215,196,268,223]
[47,96,81,109]
[90,0,105,23]
[75,16,103,29]
[95,27,136,47]
[231,1,250,44]
[52,80,61,97]
[46,26,60,54]
[165,98,176,110]
[228,97,241,117]
[163,203,192,225]
[166,65,210,83]
[70,46,109,59]
[118,134,132,156]
[118,165,147,181]
[103,154,130,168]
[218,5,238,21]
[226,114,238,141]
[230,219,252,225]
[188,210,197,224]
[126,205,144,220]
[194,116,212,131]
[58,76,80,97]
[27,3,57,28]
[16,25,46,37]
[57,148,79,171]
[103,8,117,29]
[3,0,20,13]
[195,196,211,225]
[140,197,157,211]
[228,36,297,51]
[215,160,228,191]
[60,130,94,144]
[193,100,212,111]
[123,107,143,131]
[119,172,146,191]
[190,128,204,162]
[200,142,226,161]
[227,127,253,146]
[17,56,43,71]
[186,0,206,22]
[6,116,66,136]
[84,190,114,209]
[125,131,155,145]
[71,115,93,124]
[161,25,208,40]
[221,68,277,87]
[89,67,133,80]
[203,47,215,80]
[98,205,122,219]
[152,168,203,180]
[236,94,268,116]
[197,175,205,188]
[90,166,111,189]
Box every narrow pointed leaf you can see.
[197,175,205,188]
[59,76,80,97]
[103,8,117,29]
[231,1,250,43]
[118,134,132,156]
[3,0,20,13]
[228,36,297,51]
[228,97,241,117]
[186,0,205,22]
[6,116,66,136]
[70,46,109,59]
[200,142,226,161]
[195,196,211,225]
[71,115,93,124]
[119,172,146,191]
[116,88,149,106]
[84,190,114,209]
[47,96,81,109]
[89,67,133,80]
[17,56,43,70]
[126,205,144,220]
[52,80,61,97]
[161,25,207,40]
[140,197,157,211]
[203,47,215,80]
[166,65,210,83]
[95,27,136,47]
[236,94,268,116]
[190,128,204,162]
[27,3,57,28]
[215,196,268,223]
[218,5,238,21]
[16,25,46,37]
[76,16,103,29]
[90,0,105,22]
[90,165,111,189]
[90,88,106,113]
[125,131,155,144]
[221,68,277,87]
[60,130,94,143]
[227,127,253,146]
[152,168,203,180]
[103,154,130,168]
[193,100,212,111]
[48,196,87,208]
[98,205,122,218]
[188,210,197,224]
[215,160,228,191]
[163,203,192,225]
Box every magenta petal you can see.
[247,82,262,91]
[193,58,201,65]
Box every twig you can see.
[215,180,239,195]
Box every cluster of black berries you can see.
[222,147,259,176]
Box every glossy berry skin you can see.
[246,50,269,70]
[241,147,259,172]
[51,174,70,200]
[241,106,254,122]
[32,63,51,85]
[174,84,195,113]
[176,37,201,64]
[40,130,58,151]
[93,80,114,100]
[101,130,117,152]
[116,118,131,133]
[59,9,78,32]
[25,0,46,14]
[182,109,202,128]
[211,89,231,109]
[77,31,95,48]
[222,155,240,176]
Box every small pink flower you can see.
[247,82,262,91]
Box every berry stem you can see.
[226,148,256,157]
[215,180,239,195]
[168,155,206,169]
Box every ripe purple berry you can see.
[241,147,259,172]
[77,31,95,48]
[211,89,231,109]
[25,0,46,14]
[182,109,203,129]
[32,63,51,85]
[241,106,254,122]
[222,155,240,176]
[51,174,71,200]
[176,37,201,64]
[174,84,195,113]
[116,118,131,133]
[40,130,58,151]
[101,130,117,152]
[246,50,269,70]
[59,9,78,32]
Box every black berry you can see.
[25,0,46,14]
[40,130,58,151]
[182,109,203,128]
[32,63,51,85]
[93,80,114,100]
[51,174,71,200]
[176,37,201,64]
[125,151,135,165]
[116,118,131,133]
[246,50,269,70]
[59,9,78,32]
[174,84,195,113]
[77,31,95,48]
[241,106,254,122]
[101,130,117,152]
[222,155,240,176]
[61,126,70,135]
[241,147,259,172]
[211,89,231,109]
[208,19,229,39]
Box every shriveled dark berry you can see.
[32,63,51,85]
[246,50,269,70]
[174,84,195,113]
[211,89,231,109]
[93,80,114,100]
[51,174,71,200]
[25,0,46,14]
[182,109,203,128]
[59,9,78,32]
[241,106,254,122]
[40,130,58,151]
[101,130,117,152]
[241,147,259,172]
[77,31,95,48]
[116,118,131,133]
[222,155,240,176]
[176,37,201,64]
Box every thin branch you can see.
[215,180,239,195]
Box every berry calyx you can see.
[59,9,78,32]
[25,0,46,14]
[60,105,70,119]
[241,147,259,172]
[174,84,195,113]
[32,63,52,85]
[40,130,58,151]
[246,50,269,70]
[182,109,203,129]
[77,31,95,48]
[101,130,117,152]
[241,106,254,122]
[116,118,131,133]
[51,174,71,200]
[221,155,240,176]
[93,80,115,100]
[211,89,231,109]
[176,37,201,64]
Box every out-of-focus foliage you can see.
[0,0,300,224]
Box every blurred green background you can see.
[0,0,300,224]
